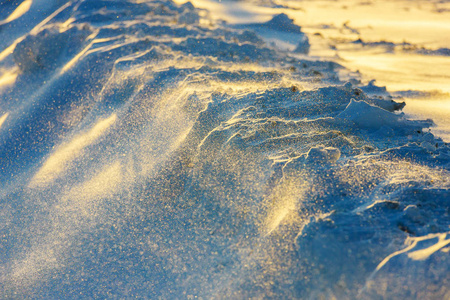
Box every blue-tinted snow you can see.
[0,0,449,299]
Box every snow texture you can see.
[0,0,449,299]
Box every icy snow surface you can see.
[0,0,449,299]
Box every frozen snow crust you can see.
[0,1,449,299]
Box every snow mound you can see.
[0,0,449,299]
[263,13,302,33]
[13,25,92,72]
[178,2,200,25]
[338,98,426,131]
[294,35,310,54]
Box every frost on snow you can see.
[0,0,449,299]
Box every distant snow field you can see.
[0,0,449,299]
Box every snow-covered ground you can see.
[0,0,449,299]
[176,0,450,141]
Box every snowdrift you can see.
[0,0,449,299]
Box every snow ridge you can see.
[0,0,449,299]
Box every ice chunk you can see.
[305,146,341,164]
[294,35,310,54]
[283,146,341,175]
[178,10,199,25]
[338,99,404,130]
[263,13,302,34]
[181,1,195,11]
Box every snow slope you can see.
[0,0,449,299]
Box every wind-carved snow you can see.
[29,113,117,188]
[0,0,449,299]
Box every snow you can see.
[338,98,410,130]
[0,0,449,299]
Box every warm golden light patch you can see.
[339,52,450,93]
[173,0,272,23]
[30,113,117,188]
[264,177,307,235]
[407,233,450,261]
[0,112,9,130]
[374,232,450,277]
[403,97,450,142]
[0,0,32,25]
[0,69,18,89]
[60,42,93,74]
[0,43,19,62]
[61,160,123,214]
